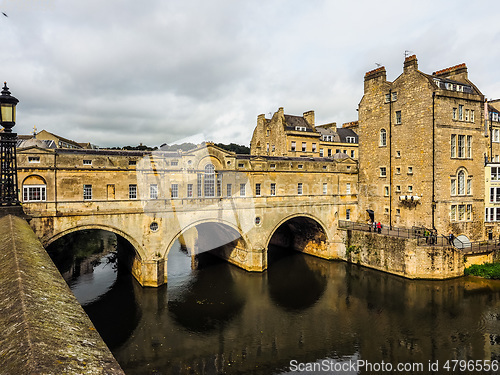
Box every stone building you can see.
[358,55,487,241]
[250,107,358,159]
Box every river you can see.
[47,230,500,375]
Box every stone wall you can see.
[0,214,124,374]
[343,230,464,279]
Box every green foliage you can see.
[345,245,360,258]
[215,143,250,154]
[464,262,500,279]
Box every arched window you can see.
[23,175,47,202]
[457,170,465,195]
[380,129,387,146]
[204,164,215,197]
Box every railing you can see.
[338,220,426,240]
[339,220,500,253]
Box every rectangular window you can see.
[494,129,500,143]
[240,183,246,197]
[451,179,456,195]
[302,142,307,152]
[396,167,401,174]
[451,205,456,221]
[408,166,413,174]
[351,150,355,158]
[459,105,463,120]
[28,156,40,163]
[496,207,500,222]
[23,185,46,202]
[327,149,332,157]
[466,204,472,221]
[453,108,457,120]
[323,183,327,194]
[492,167,499,181]
[255,183,261,196]
[129,184,137,199]
[380,167,387,177]
[346,209,351,221]
[396,151,401,158]
[226,184,232,197]
[395,111,402,125]
[465,109,469,122]
[187,184,193,198]
[451,134,456,158]
[466,135,472,158]
[457,135,465,158]
[270,183,276,196]
[396,185,401,193]
[486,207,490,222]
[83,184,92,200]
[385,93,390,103]
[471,110,475,122]
[346,183,351,195]
[408,185,413,193]
[150,184,158,199]
[392,92,398,101]
[492,207,496,222]
[319,148,324,157]
[217,174,222,197]
[384,186,389,196]
[129,160,137,166]
[291,141,296,151]
[272,145,275,152]
[238,163,244,168]
[396,209,400,215]
[297,183,303,195]
[83,160,92,165]
[467,179,471,195]
[312,143,317,152]
[171,184,178,198]
[458,204,465,220]
[171,160,179,166]
[197,174,203,197]
[266,143,270,153]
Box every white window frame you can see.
[323,183,327,195]
[270,183,276,196]
[240,183,246,197]
[187,184,193,198]
[380,167,387,177]
[171,183,179,198]
[23,184,46,202]
[346,183,351,195]
[255,183,261,197]
[379,129,387,146]
[129,184,137,199]
[84,184,92,200]
[150,184,158,199]
[28,156,40,163]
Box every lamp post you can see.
[0,82,20,206]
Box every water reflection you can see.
[49,234,500,375]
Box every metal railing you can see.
[338,220,426,240]
[339,220,500,253]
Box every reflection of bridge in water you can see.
[84,245,500,374]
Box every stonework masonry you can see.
[0,215,124,374]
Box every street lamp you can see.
[0,82,20,206]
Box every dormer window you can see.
[322,135,334,142]
[346,136,356,143]
[28,156,40,163]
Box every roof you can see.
[283,115,315,132]
[336,128,358,143]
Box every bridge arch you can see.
[164,218,251,259]
[266,213,330,261]
[45,224,146,261]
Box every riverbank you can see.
[465,262,500,280]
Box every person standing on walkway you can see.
[377,222,382,234]
[448,232,454,246]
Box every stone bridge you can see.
[24,195,345,287]
[18,143,358,287]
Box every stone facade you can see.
[250,107,358,159]
[17,142,358,286]
[358,55,487,241]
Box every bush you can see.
[464,263,500,279]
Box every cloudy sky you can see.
[2,0,500,148]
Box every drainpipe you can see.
[54,151,58,214]
[389,89,392,229]
[432,92,436,230]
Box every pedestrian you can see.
[424,230,429,245]
[372,221,376,232]
[377,222,382,234]
[448,232,454,246]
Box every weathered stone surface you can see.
[0,214,124,374]
[343,230,464,279]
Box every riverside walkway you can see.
[338,220,500,255]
